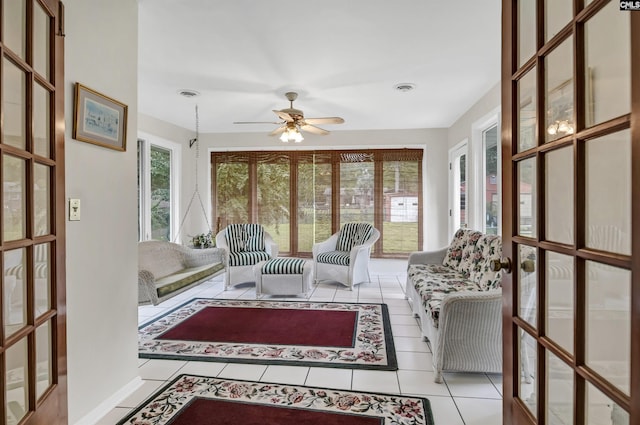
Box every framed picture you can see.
[73,83,128,151]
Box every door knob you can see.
[490,257,512,274]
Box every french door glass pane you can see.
[545,147,573,244]
[545,38,574,143]
[36,320,53,400]
[518,69,537,152]
[586,382,629,424]
[3,0,26,59]
[382,161,419,253]
[483,126,499,235]
[584,1,630,127]
[216,162,249,226]
[339,161,374,225]
[518,0,536,67]
[517,158,536,237]
[34,163,51,236]
[33,2,51,81]
[585,130,631,255]
[34,83,51,158]
[257,159,291,253]
[3,155,26,241]
[4,337,28,424]
[545,0,572,42]
[519,245,537,327]
[34,243,52,317]
[546,350,574,425]
[519,327,537,418]
[297,161,332,252]
[3,58,26,150]
[3,249,26,337]
[150,145,171,241]
[546,252,574,354]
[586,261,630,395]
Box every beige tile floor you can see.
[97,259,503,424]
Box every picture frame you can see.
[73,83,128,151]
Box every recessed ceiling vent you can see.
[177,89,200,98]
[394,83,416,92]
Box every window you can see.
[483,124,499,235]
[138,135,181,241]
[449,142,468,235]
[212,149,423,257]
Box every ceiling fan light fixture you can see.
[279,125,304,143]
[394,83,416,92]
[177,89,200,98]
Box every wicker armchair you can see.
[215,224,279,290]
[312,222,380,290]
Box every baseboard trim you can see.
[73,376,143,425]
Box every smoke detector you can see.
[394,83,416,92]
[177,89,200,98]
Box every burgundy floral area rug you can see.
[117,374,435,425]
[138,298,398,370]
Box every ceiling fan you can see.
[233,92,344,142]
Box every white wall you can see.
[195,128,450,249]
[64,1,140,423]
[446,83,501,233]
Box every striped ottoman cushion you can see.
[261,258,306,275]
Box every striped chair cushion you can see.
[229,251,271,267]
[336,223,374,252]
[244,224,265,252]
[225,224,266,253]
[261,258,306,275]
[316,251,350,267]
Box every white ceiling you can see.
[137,0,502,134]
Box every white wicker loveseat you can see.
[405,228,503,382]
[138,241,224,305]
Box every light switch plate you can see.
[69,199,81,221]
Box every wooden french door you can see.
[501,0,639,424]
[1,0,67,424]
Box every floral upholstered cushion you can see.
[442,228,471,269]
[457,230,483,277]
[409,264,481,328]
[469,235,503,290]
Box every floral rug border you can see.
[117,374,434,425]
[139,298,398,370]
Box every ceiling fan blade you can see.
[300,124,329,135]
[303,117,345,125]
[234,121,283,124]
[269,125,287,136]
[273,110,294,122]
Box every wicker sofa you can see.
[138,241,225,305]
[405,228,503,382]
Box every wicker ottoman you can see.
[255,258,312,298]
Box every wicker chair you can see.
[312,222,380,290]
[215,224,279,290]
